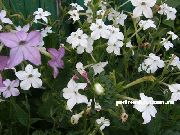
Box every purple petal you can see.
[48,60,59,78]
[7,47,24,68]
[0,56,8,70]
[3,90,11,98]
[10,88,20,96]
[22,46,41,65]
[26,31,41,47]
[11,80,19,88]
[0,32,19,48]
[48,48,59,58]
[56,59,64,68]
[0,74,3,87]
[58,47,65,58]
[16,31,28,41]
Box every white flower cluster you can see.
[138,53,164,73]
[0,10,13,30]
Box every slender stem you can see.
[118,0,130,9]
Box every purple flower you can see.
[0,74,3,87]
[0,79,20,98]
[0,31,41,68]
[48,47,65,78]
[0,56,8,70]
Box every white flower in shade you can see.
[96,117,110,131]
[168,84,180,101]
[15,64,42,90]
[160,38,173,51]
[167,31,178,40]
[138,20,156,30]
[158,3,177,20]
[95,102,102,111]
[71,113,83,125]
[131,0,156,18]
[63,79,88,111]
[138,53,164,73]
[91,61,108,75]
[84,0,91,6]
[68,10,80,22]
[15,24,30,32]
[108,9,127,26]
[133,93,157,124]
[33,8,51,23]
[107,26,124,45]
[76,38,94,54]
[106,41,123,55]
[41,26,53,37]
[0,79,20,98]
[170,55,180,70]
[70,3,84,11]
[0,10,13,24]
[90,19,110,40]
[94,83,105,95]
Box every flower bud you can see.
[94,83,105,95]
[71,113,82,125]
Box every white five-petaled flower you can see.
[168,84,180,101]
[167,31,178,40]
[138,20,156,30]
[170,55,180,70]
[96,117,110,131]
[158,3,177,20]
[33,8,51,23]
[160,38,173,51]
[138,53,164,73]
[15,64,42,90]
[131,0,156,18]
[90,19,110,40]
[91,61,108,75]
[133,93,157,124]
[68,10,80,22]
[63,79,88,111]
[84,0,91,6]
[0,79,20,98]
[70,3,84,11]
[76,38,94,54]
[108,9,127,26]
[0,10,13,24]
[15,24,30,32]
[41,26,53,37]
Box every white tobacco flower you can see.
[167,31,178,40]
[33,8,51,23]
[158,3,177,20]
[70,3,84,11]
[106,41,123,55]
[41,26,53,37]
[131,0,156,18]
[160,38,173,51]
[170,55,180,70]
[133,93,157,124]
[76,38,94,54]
[96,117,110,131]
[95,102,102,111]
[63,79,88,111]
[15,64,42,90]
[91,61,108,75]
[90,19,110,40]
[71,113,83,125]
[138,20,156,30]
[0,79,20,98]
[0,10,13,24]
[138,53,164,73]
[84,0,91,6]
[68,10,80,22]
[168,84,180,101]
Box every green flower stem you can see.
[90,53,97,63]
[118,0,131,9]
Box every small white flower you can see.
[70,3,84,11]
[76,38,94,54]
[170,55,180,70]
[0,10,13,24]
[41,26,53,37]
[138,20,156,30]
[106,41,123,55]
[96,117,110,131]
[138,53,164,73]
[71,113,83,125]
[63,79,88,111]
[131,0,156,18]
[15,24,30,32]
[90,19,110,40]
[33,8,51,23]
[133,93,157,124]
[158,3,177,20]
[160,38,173,51]
[0,79,20,98]
[95,102,102,111]
[15,64,42,90]
[84,0,91,6]
[68,10,80,22]
[167,31,178,40]
[91,61,108,75]
[168,84,180,101]
[94,83,105,95]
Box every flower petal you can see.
[26,31,41,47]
[30,77,42,88]
[20,79,31,90]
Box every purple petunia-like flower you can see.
[0,56,9,70]
[0,31,41,68]
[48,47,65,78]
